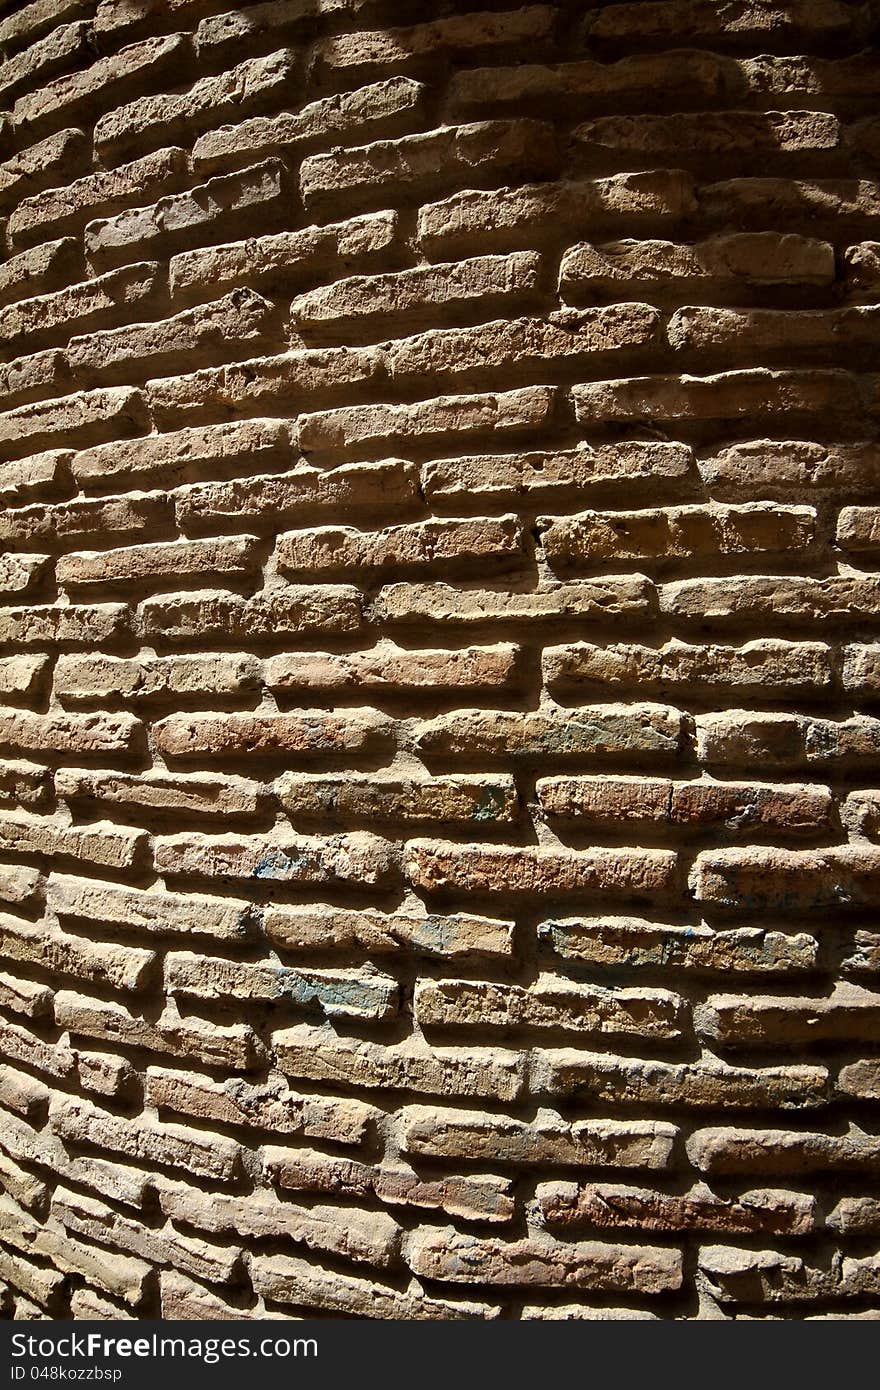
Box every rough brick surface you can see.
[0,0,877,1325]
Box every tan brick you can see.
[0,656,50,700]
[57,536,261,589]
[560,233,834,296]
[275,517,523,576]
[697,984,880,1047]
[300,120,554,214]
[543,918,819,975]
[406,841,678,902]
[422,441,692,503]
[276,772,518,826]
[373,577,653,626]
[688,1128,880,1177]
[698,1245,880,1305]
[249,1252,498,1319]
[47,875,258,942]
[0,493,170,547]
[265,641,520,693]
[54,991,263,1072]
[532,1052,830,1109]
[0,128,89,213]
[73,417,289,490]
[701,440,880,500]
[415,703,681,761]
[191,76,424,173]
[174,460,417,530]
[415,977,684,1040]
[401,1105,676,1169]
[573,111,840,169]
[541,503,815,566]
[154,708,389,758]
[156,829,397,889]
[691,846,880,912]
[166,952,398,1020]
[535,1182,815,1237]
[572,370,859,428]
[170,211,397,299]
[0,386,149,463]
[140,586,362,644]
[0,915,154,994]
[50,1093,243,1182]
[55,768,267,819]
[55,652,260,704]
[0,448,68,505]
[0,815,145,871]
[0,711,139,756]
[94,49,297,157]
[543,639,832,696]
[298,385,555,459]
[0,604,128,650]
[262,904,513,959]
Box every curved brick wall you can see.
[0,0,879,1322]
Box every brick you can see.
[0,656,50,699]
[701,440,880,500]
[0,915,154,994]
[53,991,263,1072]
[0,1195,151,1308]
[276,773,518,826]
[573,370,859,428]
[166,953,398,1021]
[9,148,189,247]
[0,604,128,650]
[300,120,554,215]
[0,815,145,871]
[298,386,555,459]
[12,32,190,137]
[535,1182,815,1237]
[0,1018,75,1080]
[837,1059,880,1102]
[154,708,388,758]
[55,651,259,703]
[0,711,140,756]
[663,575,880,625]
[57,536,261,589]
[273,1022,525,1102]
[414,977,685,1040]
[406,841,678,903]
[691,846,880,912]
[0,1067,48,1121]
[404,1228,681,1292]
[263,905,513,959]
[155,829,397,889]
[422,441,693,504]
[532,1053,830,1110]
[698,1246,880,1305]
[50,1093,243,1182]
[0,23,94,109]
[573,111,841,170]
[265,642,520,693]
[0,386,149,463]
[838,505,880,552]
[373,577,653,626]
[0,493,170,547]
[276,517,524,577]
[76,1053,138,1102]
[0,971,52,1019]
[315,9,555,78]
[543,918,819,975]
[418,171,696,253]
[542,503,815,567]
[697,984,880,1046]
[47,875,258,942]
[0,757,53,812]
[688,1128,880,1177]
[191,77,424,173]
[537,776,832,837]
[0,449,69,505]
[559,233,835,296]
[56,768,267,819]
[68,288,276,383]
[250,1252,498,1319]
[842,642,880,694]
[0,129,88,213]
[544,639,832,696]
[0,862,44,902]
[155,1178,399,1269]
[72,417,289,490]
[145,1067,377,1145]
[415,704,681,761]
[844,240,880,297]
[140,586,362,644]
[400,1106,676,1169]
[170,212,397,300]
[581,0,858,49]
[0,349,69,409]
[0,1107,150,1210]
[699,175,880,229]
[174,460,416,529]
[85,159,287,270]
[291,253,541,342]
[94,49,297,157]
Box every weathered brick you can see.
[0,449,69,505]
[697,984,880,1046]
[701,440,880,500]
[0,492,170,547]
[174,460,418,529]
[155,829,398,888]
[166,953,398,1021]
[55,651,259,704]
[537,776,832,837]
[418,171,696,253]
[401,1105,676,1169]
[50,1093,243,1181]
[542,918,819,975]
[262,905,513,959]
[0,655,50,698]
[298,386,555,459]
[406,841,678,903]
[73,416,289,491]
[664,574,880,625]
[414,977,685,1040]
[0,815,145,871]
[0,914,154,994]
[532,1052,830,1109]
[191,76,424,173]
[415,704,681,761]
[373,577,653,626]
[57,536,261,589]
[0,129,89,213]
[276,772,517,827]
[47,875,258,942]
[272,1022,525,1102]
[140,586,362,644]
[276,517,524,576]
[0,710,140,756]
[544,639,832,696]
[691,846,880,912]
[300,120,554,214]
[154,708,389,759]
[0,604,129,650]
[54,991,263,1072]
[94,49,297,157]
[689,1128,880,1177]
[170,212,397,300]
[560,233,834,296]
[535,1182,815,1237]
[264,642,521,693]
[573,111,841,171]
[581,0,858,49]
[56,768,267,819]
[0,387,149,463]
[85,159,287,270]
[8,148,190,247]
[698,1245,880,1305]
[422,441,693,503]
[542,503,815,567]
[404,1227,681,1292]
[573,370,859,428]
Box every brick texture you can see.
[0,0,878,1324]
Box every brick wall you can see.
[0,0,879,1321]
